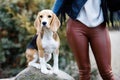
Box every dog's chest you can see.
[42,36,58,53]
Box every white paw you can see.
[46,64,52,70]
[28,62,41,69]
[41,68,53,74]
[34,64,41,69]
[53,68,59,74]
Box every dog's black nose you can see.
[42,22,47,26]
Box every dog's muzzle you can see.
[42,22,47,26]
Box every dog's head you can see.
[34,10,60,33]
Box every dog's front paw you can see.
[46,63,52,70]
[53,68,59,74]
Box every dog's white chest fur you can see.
[42,30,58,54]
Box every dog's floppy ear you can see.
[50,13,60,32]
[34,13,41,33]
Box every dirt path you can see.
[89,31,120,80]
[110,31,120,78]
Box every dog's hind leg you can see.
[26,49,36,63]
[26,49,41,69]
[28,52,41,69]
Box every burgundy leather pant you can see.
[66,18,115,80]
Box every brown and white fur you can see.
[25,10,60,74]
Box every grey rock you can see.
[14,66,75,80]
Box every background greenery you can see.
[0,0,120,80]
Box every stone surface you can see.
[14,66,75,80]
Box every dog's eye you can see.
[48,15,52,18]
[40,15,43,18]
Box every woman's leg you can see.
[89,23,115,80]
[66,18,91,80]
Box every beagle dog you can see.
[25,10,61,74]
